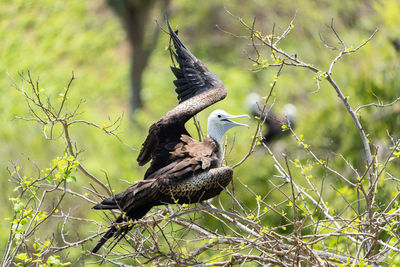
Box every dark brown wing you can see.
[93,137,225,253]
[137,18,227,178]
[117,166,233,215]
[168,21,216,104]
[92,164,233,253]
[95,136,221,212]
[98,138,225,211]
[145,136,220,180]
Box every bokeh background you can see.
[2,0,400,264]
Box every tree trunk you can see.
[108,0,170,114]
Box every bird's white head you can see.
[207,109,249,145]
[283,104,297,125]
[245,92,262,116]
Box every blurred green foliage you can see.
[1,0,400,264]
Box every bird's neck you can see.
[207,126,228,162]
[207,126,225,149]
[205,136,224,167]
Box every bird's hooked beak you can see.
[223,114,250,128]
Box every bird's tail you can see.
[92,182,155,253]
[92,215,125,253]
[92,205,153,253]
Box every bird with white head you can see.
[92,18,249,253]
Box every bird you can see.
[91,18,249,253]
[245,92,296,144]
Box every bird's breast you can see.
[159,166,233,204]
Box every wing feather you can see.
[137,18,227,173]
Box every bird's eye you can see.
[217,115,221,118]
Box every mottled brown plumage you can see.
[92,18,247,254]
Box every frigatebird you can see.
[246,92,296,144]
[92,19,248,253]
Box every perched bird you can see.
[92,19,248,253]
[246,92,296,144]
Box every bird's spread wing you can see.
[137,18,227,175]
[168,22,217,103]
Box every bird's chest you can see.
[159,167,232,204]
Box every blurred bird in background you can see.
[246,92,296,145]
